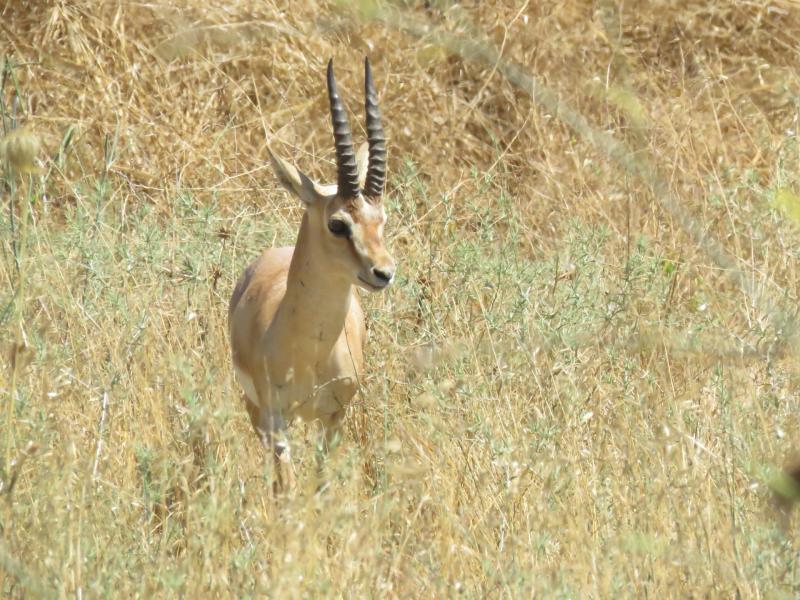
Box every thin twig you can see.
[91,391,110,484]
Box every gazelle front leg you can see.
[261,409,295,494]
[245,399,295,494]
[320,410,345,452]
[312,410,345,493]
[317,374,356,452]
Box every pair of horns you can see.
[327,58,386,200]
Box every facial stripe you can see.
[324,193,393,287]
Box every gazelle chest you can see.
[262,336,360,421]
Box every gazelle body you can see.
[228,58,394,490]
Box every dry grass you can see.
[2,0,800,597]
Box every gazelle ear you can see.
[356,142,369,190]
[267,147,329,205]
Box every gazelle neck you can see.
[277,212,353,353]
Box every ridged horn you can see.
[326,59,360,198]
[363,57,386,199]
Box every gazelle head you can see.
[268,58,395,292]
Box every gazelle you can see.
[228,58,395,491]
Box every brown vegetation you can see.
[2,1,800,597]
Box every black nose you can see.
[372,267,394,284]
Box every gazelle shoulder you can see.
[230,247,294,315]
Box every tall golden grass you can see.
[2,1,800,596]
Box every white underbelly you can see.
[233,365,259,407]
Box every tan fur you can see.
[229,144,393,492]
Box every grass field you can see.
[2,1,800,597]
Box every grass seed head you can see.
[1,126,41,174]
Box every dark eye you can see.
[328,219,351,238]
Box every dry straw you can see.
[3,1,800,597]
